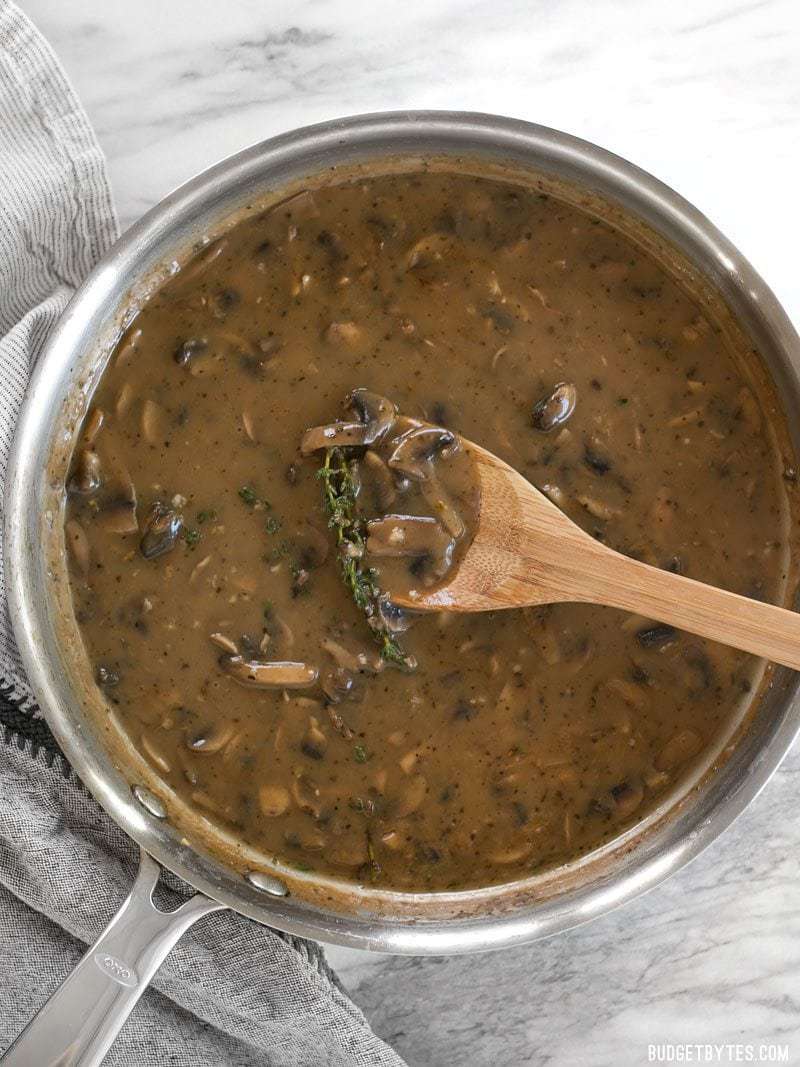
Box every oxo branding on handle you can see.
[93,952,138,988]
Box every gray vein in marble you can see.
[678,0,774,34]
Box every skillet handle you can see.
[1,848,225,1067]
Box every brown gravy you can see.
[64,168,796,891]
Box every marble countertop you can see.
[23,0,800,1062]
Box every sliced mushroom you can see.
[220,655,318,689]
[141,399,167,445]
[97,498,139,535]
[259,784,290,817]
[386,425,464,537]
[393,774,427,818]
[387,415,424,440]
[346,389,397,445]
[636,623,677,650]
[315,228,347,262]
[300,389,397,455]
[321,636,383,675]
[327,833,369,869]
[186,722,235,754]
[300,716,328,760]
[736,387,762,433]
[531,382,577,432]
[210,287,241,319]
[683,645,715,692]
[115,328,142,370]
[83,408,105,445]
[399,749,418,775]
[241,410,258,442]
[610,779,645,819]
[540,483,568,507]
[209,632,239,656]
[291,774,325,818]
[190,554,213,582]
[404,232,460,287]
[290,566,311,597]
[115,383,134,418]
[419,476,465,540]
[105,435,138,489]
[324,321,361,345]
[583,439,613,475]
[96,665,120,689]
[488,841,533,865]
[645,765,670,791]
[577,494,619,521]
[248,631,272,658]
[562,637,593,677]
[482,304,515,335]
[68,448,102,496]
[604,677,648,711]
[174,337,208,366]
[65,519,90,580]
[293,523,329,569]
[321,666,356,705]
[655,728,702,771]
[387,425,457,480]
[140,502,183,560]
[295,828,327,852]
[667,407,703,429]
[190,790,227,817]
[140,731,171,774]
[380,829,402,851]
[367,514,455,577]
[361,450,397,510]
[266,614,295,654]
[299,419,371,455]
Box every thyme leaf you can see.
[238,485,271,509]
[318,447,415,670]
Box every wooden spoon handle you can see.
[594,550,800,670]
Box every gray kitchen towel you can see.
[0,4,405,1065]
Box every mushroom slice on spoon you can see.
[346,388,397,445]
[300,389,397,455]
[387,426,465,538]
[367,514,455,577]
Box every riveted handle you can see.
[0,849,225,1067]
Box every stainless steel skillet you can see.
[4,111,800,1065]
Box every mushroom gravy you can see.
[64,168,796,891]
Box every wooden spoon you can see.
[393,440,800,670]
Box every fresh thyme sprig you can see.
[318,447,413,670]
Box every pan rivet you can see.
[132,785,167,819]
[246,871,289,897]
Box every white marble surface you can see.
[22,0,800,1062]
